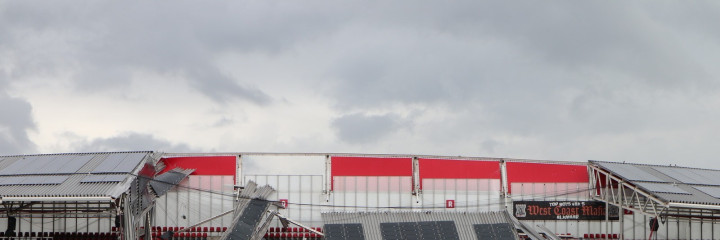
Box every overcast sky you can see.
[1,1,720,168]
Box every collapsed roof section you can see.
[150,168,195,197]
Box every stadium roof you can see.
[0,151,157,201]
[591,161,720,206]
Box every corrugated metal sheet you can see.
[592,161,720,205]
[322,211,516,240]
[0,151,155,199]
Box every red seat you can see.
[222,227,228,232]
[209,227,216,232]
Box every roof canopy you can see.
[589,161,720,219]
[0,151,156,201]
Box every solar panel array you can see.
[0,176,69,186]
[693,186,720,199]
[80,174,127,183]
[325,224,365,240]
[598,162,665,182]
[634,182,690,195]
[594,161,720,204]
[380,221,459,240]
[0,155,93,175]
[91,152,147,173]
[0,152,149,187]
[473,223,516,240]
[652,167,720,186]
[226,199,270,239]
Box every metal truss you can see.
[589,164,720,222]
[588,164,668,218]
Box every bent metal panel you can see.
[513,201,619,221]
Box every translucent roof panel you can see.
[635,182,690,195]
[595,162,666,182]
[694,186,720,199]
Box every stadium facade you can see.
[2,152,720,240]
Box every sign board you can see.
[446,200,455,208]
[513,201,619,221]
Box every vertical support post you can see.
[412,157,420,203]
[619,184,624,240]
[500,160,509,210]
[325,155,332,201]
[236,155,243,186]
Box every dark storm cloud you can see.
[0,1,348,104]
[332,113,410,144]
[73,133,197,153]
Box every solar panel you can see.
[25,156,55,174]
[91,154,129,173]
[0,156,42,175]
[81,174,127,183]
[654,167,720,186]
[325,224,365,240]
[114,153,147,173]
[104,175,127,182]
[0,177,26,185]
[92,153,146,173]
[226,199,270,239]
[344,224,365,240]
[493,223,516,240]
[473,223,515,240]
[694,186,720,199]
[597,162,665,182]
[636,182,690,195]
[474,224,495,240]
[20,176,69,185]
[0,176,68,185]
[418,222,438,240]
[399,223,420,240]
[379,221,457,240]
[325,224,347,240]
[55,155,94,173]
[0,155,93,175]
[150,170,192,197]
[435,221,459,240]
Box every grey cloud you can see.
[327,1,720,108]
[322,1,720,144]
[332,113,410,144]
[73,133,198,153]
[0,1,350,104]
[0,91,37,155]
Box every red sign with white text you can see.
[446,200,455,208]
